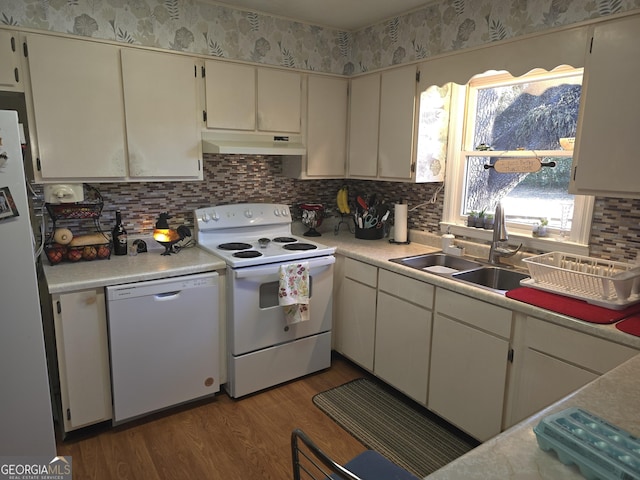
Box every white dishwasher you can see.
[106,272,219,424]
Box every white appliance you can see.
[0,110,56,455]
[106,272,220,424]
[195,203,336,398]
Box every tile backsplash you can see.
[52,154,639,263]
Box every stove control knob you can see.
[244,209,253,219]
[281,208,289,216]
[201,212,211,223]
[274,209,281,217]
[211,211,219,221]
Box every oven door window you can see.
[260,277,314,309]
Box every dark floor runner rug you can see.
[312,378,479,478]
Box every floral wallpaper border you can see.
[1,0,639,75]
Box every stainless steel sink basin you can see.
[452,267,530,293]
[390,253,483,274]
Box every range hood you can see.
[202,132,306,156]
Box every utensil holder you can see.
[355,226,385,240]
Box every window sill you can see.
[462,150,573,158]
[440,222,589,257]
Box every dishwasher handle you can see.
[154,291,181,300]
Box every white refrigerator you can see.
[0,110,56,455]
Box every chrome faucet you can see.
[489,202,522,265]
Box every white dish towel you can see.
[279,262,310,324]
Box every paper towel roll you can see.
[394,203,408,243]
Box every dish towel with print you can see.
[279,262,310,324]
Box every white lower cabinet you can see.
[429,288,512,441]
[334,257,378,370]
[52,289,112,433]
[334,258,640,443]
[506,315,639,428]
[374,270,433,404]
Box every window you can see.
[442,67,593,254]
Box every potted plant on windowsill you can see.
[467,211,478,227]
[532,217,549,237]
[476,208,486,228]
[483,213,494,230]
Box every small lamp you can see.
[153,212,191,255]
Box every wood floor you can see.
[57,354,369,479]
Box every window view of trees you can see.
[462,69,582,229]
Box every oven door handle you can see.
[233,255,335,279]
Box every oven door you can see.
[228,255,335,356]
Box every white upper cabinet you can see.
[348,73,380,177]
[25,33,201,181]
[304,75,347,177]
[121,48,201,179]
[25,34,127,180]
[378,64,417,180]
[257,68,302,133]
[0,30,21,91]
[204,61,256,130]
[205,61,302,134]
[570,14,640,198]
[348,65,418,181]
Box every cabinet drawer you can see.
[344,258,378,287]
[525,317,638,374]
[378,269,433,309]
[435,288,511,338]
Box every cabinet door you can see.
[375,291,431,404]
[53,289,112,432]
[348,73,380,177]
[509,348,597,425]
[506,315,638,427]
[337,277,377,370]
[205,61,256,130]
[306,75,347,177]
[570,15,640,197]
[121,49,201,179]
[25,34,127,179]
[257,68,301,133]
[429,313,510,441]
[378,65,416,180]
[0,31,21,91]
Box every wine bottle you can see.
[112,210,128,255]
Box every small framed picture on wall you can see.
[0,186,19,221]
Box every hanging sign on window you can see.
[484,157,556,173]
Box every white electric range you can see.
[194,203,336,398]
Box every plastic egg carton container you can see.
[533,407,640,479]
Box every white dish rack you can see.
[521,252,640,310]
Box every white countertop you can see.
[43,245,225,294]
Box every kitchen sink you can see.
[390,253,483,274]
[452,267,530,293]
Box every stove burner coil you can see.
[232,251,263,258]
[218,242,253,251]
[272,237,297,243]
[282,243,317,251]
